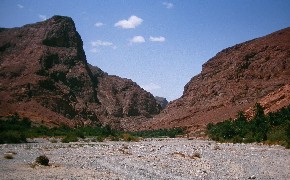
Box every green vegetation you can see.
[61,134,79,143]
[35,155,49,166]
[207,103,290,148]
[38,79,56,90]
[131,128,184,138]
[0,113,185,144]
[121,133,140,142]
[0,114,29,143]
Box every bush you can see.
[286,122,290,148]
[35,155,49,166]
[92,136,105,142]
[0,131,27,144]
[38,79,56,90]
[109,135,120,141]
[121,133,139,142]
[96,136,105,142]
[232,136,243,144]
[75,130,85,139]
[50,138,58,143]
[61,134,78,143]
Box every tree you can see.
[234,111,248,137]
[252,103,269,141]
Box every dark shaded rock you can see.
[155,96,168,109]
[96,74,160,118]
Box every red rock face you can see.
[139,27,290,132]
[0,16,161,129]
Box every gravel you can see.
[0,138,289,179]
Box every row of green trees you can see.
[0,113,184,144]
[207,103,290,148]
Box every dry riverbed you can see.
[0,138,289,179]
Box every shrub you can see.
[35,155,49,166]
[50,138,58,143]
[35,69,48,76]
[109,135,120,141]
[232,136,243,144]
[121,133,139,142]
[96,136,105,142]
[38,79,56,90]
[75,130,85,139]
[61,134,78,143]
[0,131,27,144]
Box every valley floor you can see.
[0,138,289,179]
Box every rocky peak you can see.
[42,16,81,47]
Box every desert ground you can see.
[1,138,289,180]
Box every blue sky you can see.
[1,0,290,101]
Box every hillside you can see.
[139,27,290,132]
[0,16,161,129]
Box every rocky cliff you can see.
[140,27,290,132]
[154,96,168,109]
[0,16,161,129]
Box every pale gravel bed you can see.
[0,138,289,179]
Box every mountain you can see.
[1,16,289,132]
[0,16,161,129]
[139,27,290,132]
[154,96,168,109]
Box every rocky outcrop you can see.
[140,27,290,131]
[245,83,290,118]
[0,16,161,129]
[154,96,168,109]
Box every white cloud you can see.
[141,83,161,91]
[94,22,104,27]
[38,14,47,21]
[115,15,143,29]
[149,36,166,42]
[130,36,145,44]
[163,2,174,9]
[90,48,99,53]
[91,40,113,47]
[17,4,24,9]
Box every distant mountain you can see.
[154,96,168,109]
[140,27,290,132]
[0,16,161,129]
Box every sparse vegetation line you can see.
[0,114,185,144]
